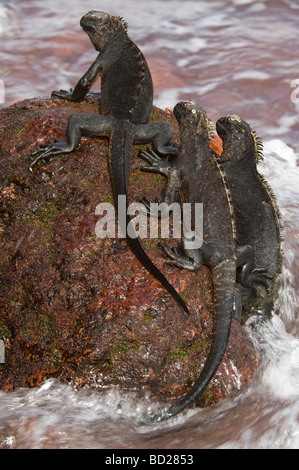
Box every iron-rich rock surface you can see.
[0,94,258,408]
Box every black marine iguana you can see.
[139,101,269,421]
[216,115,283,318]
[28,10,187,313]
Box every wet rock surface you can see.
[0,95,258,408]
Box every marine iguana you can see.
[28,10,188,313]
[216,115,283,318]
[139,101,269,421]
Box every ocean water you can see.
[0,0,298,449]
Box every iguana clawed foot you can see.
[139,196,161,218]
[243,267,273,295]
[140,195,156,211]
[158,239,203,272]
[51,89,75,101]
[138,148,172,178]
[29,141,70,172]
[139,196,175,221]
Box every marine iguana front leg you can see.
[138,147,183,218]
[50,51,105,102]
[29,47,107,170]
[138,147,173,177]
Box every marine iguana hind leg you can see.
[235,245,273,294]
[158,241,203,271]
[135,123,178,156]
[159,236,271,294]
[29,115,178,171]
[29,113,112,171]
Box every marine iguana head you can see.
[173,101,210,139]
[80,10,128,51]
[216,114,263,163]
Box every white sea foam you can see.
[263,139,297,166]
[0,4,17,36]
[154,82,220,110]
[266,114,299,137]
[247,314,299,400]
[247,3,266,12]
[259,139,299,213]
[232,70,270,81]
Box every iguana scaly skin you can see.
[29,11,188,313]
[216,115,283,318]
[139,101,268,421]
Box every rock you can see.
[0,94,258,408]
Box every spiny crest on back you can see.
[251,130,264,162]
[258,172,284,270]
[207,118,216,142]
[115,16,128,32]
[206,119,224,156]
[80,10,128,34]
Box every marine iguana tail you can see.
[139,101,268,421]
[154,257,237,421]
[216,115,283,318]
[28,11,188,314]
[109,118,188,312]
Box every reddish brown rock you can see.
[0,94,258,408]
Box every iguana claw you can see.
[247,269,273,294]
[138,148,172,177]
[158,241,202,271]
[29,142,70,171]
